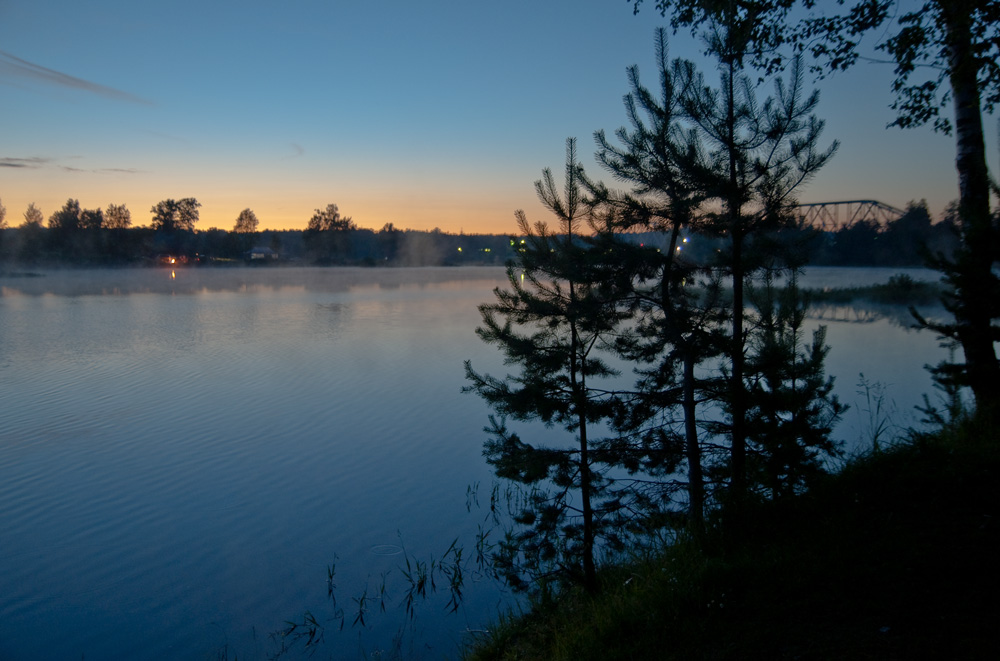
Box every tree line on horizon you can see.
[0,194,961,268]
[0,198,521,266]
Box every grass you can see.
[463,426,1000,660]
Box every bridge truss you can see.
[794,200,904,231]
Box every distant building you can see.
[246,246,278,261]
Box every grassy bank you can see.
[464,426,1000,660]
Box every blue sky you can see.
[0,0,989,233]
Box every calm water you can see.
[0,266,949,659]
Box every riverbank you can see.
[465,424,1000,659]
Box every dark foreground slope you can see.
[465,432,1000,660]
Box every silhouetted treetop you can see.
[234,208,260,234]
[104,203,132,230]
[307,203,355,232]
[150,198,201,232]
[80,208,104,230]
[630,0,1000,133]
[22,203,43,228]
[48,199,82,231]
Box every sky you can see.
[0,0,993,234]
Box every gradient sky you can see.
[1,0,993,234]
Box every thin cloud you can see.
[61,165,143,175]
[0,157,51,168]
[97,167,142,174]
[284,143,305,159]
[0,49,153,105]
[1,156,141,174]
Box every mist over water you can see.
[0,266,948,659]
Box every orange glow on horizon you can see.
[5,195,524,235]
[3,177,541,236]
[187,200,531,235]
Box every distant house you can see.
[246,246,278,261]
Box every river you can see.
[0,265,950,659]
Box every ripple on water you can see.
[370,544,403,556]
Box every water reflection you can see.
[808,301,948,328]
[0,266,509,297]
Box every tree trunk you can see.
[569,274,597,593]
[683,352,705,543]
[578,410,597,592]
[941,1,1000,420]
[726,57,747,504]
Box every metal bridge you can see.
[794,200,904,231]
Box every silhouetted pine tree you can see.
[678,19,838,509]
[464,139,637,594]
[586,28,724,542]
[589,25,839,535]
[743,269,844,500]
